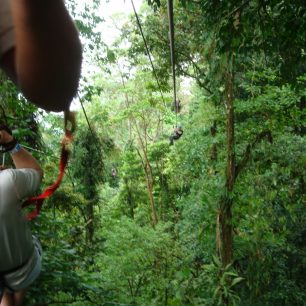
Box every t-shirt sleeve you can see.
[6,168,42,200]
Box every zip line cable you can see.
[77,93,95,138]
[21,143,47,155]
[77,92,105,172]
[167,0,178,126]
[131,0,166,107]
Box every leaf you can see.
[213,286,221,298]
[212,255,221,267]
[224,272,238,277]
[230,277,244,288]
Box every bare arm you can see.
[0,129,43,178]
[1,0,82,112]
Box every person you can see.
[0,125,43,306]
[0,0,82,112]
[111,167,117,177]
[169,125,183,145]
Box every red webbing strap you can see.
[22,111,75,221]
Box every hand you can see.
[64,110,76,134]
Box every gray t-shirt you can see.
[0,168,41,271]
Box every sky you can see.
[69,0,144,110]
[98,0,143,45]
[99,0,143,17]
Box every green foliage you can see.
[2,0,303,305]
[25,210,105,306]
[232,132,306,305]
[97,217,180,306]
[72,125,107,195]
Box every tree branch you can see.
[235,130,273,181]
[224,0,252,20]
[176,50,214,94]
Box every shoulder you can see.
[13,168,42,184]
[0,169,18,196]
[0,168,41,180]
[0,168,41,198]
[0,169,15,185]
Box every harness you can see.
[22,111,75,220]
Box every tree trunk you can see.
[136,146,158,226]
[210,119,218,162]
[134,121,158,226]
[124,178,135,219]
[144,161,159,226]
[219,197,233,266]
[85,199,94,244]
[217,55,235,267]
[85,181,97,244]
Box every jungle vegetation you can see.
[0,0,305,305]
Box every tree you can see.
[73,126,104,244]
